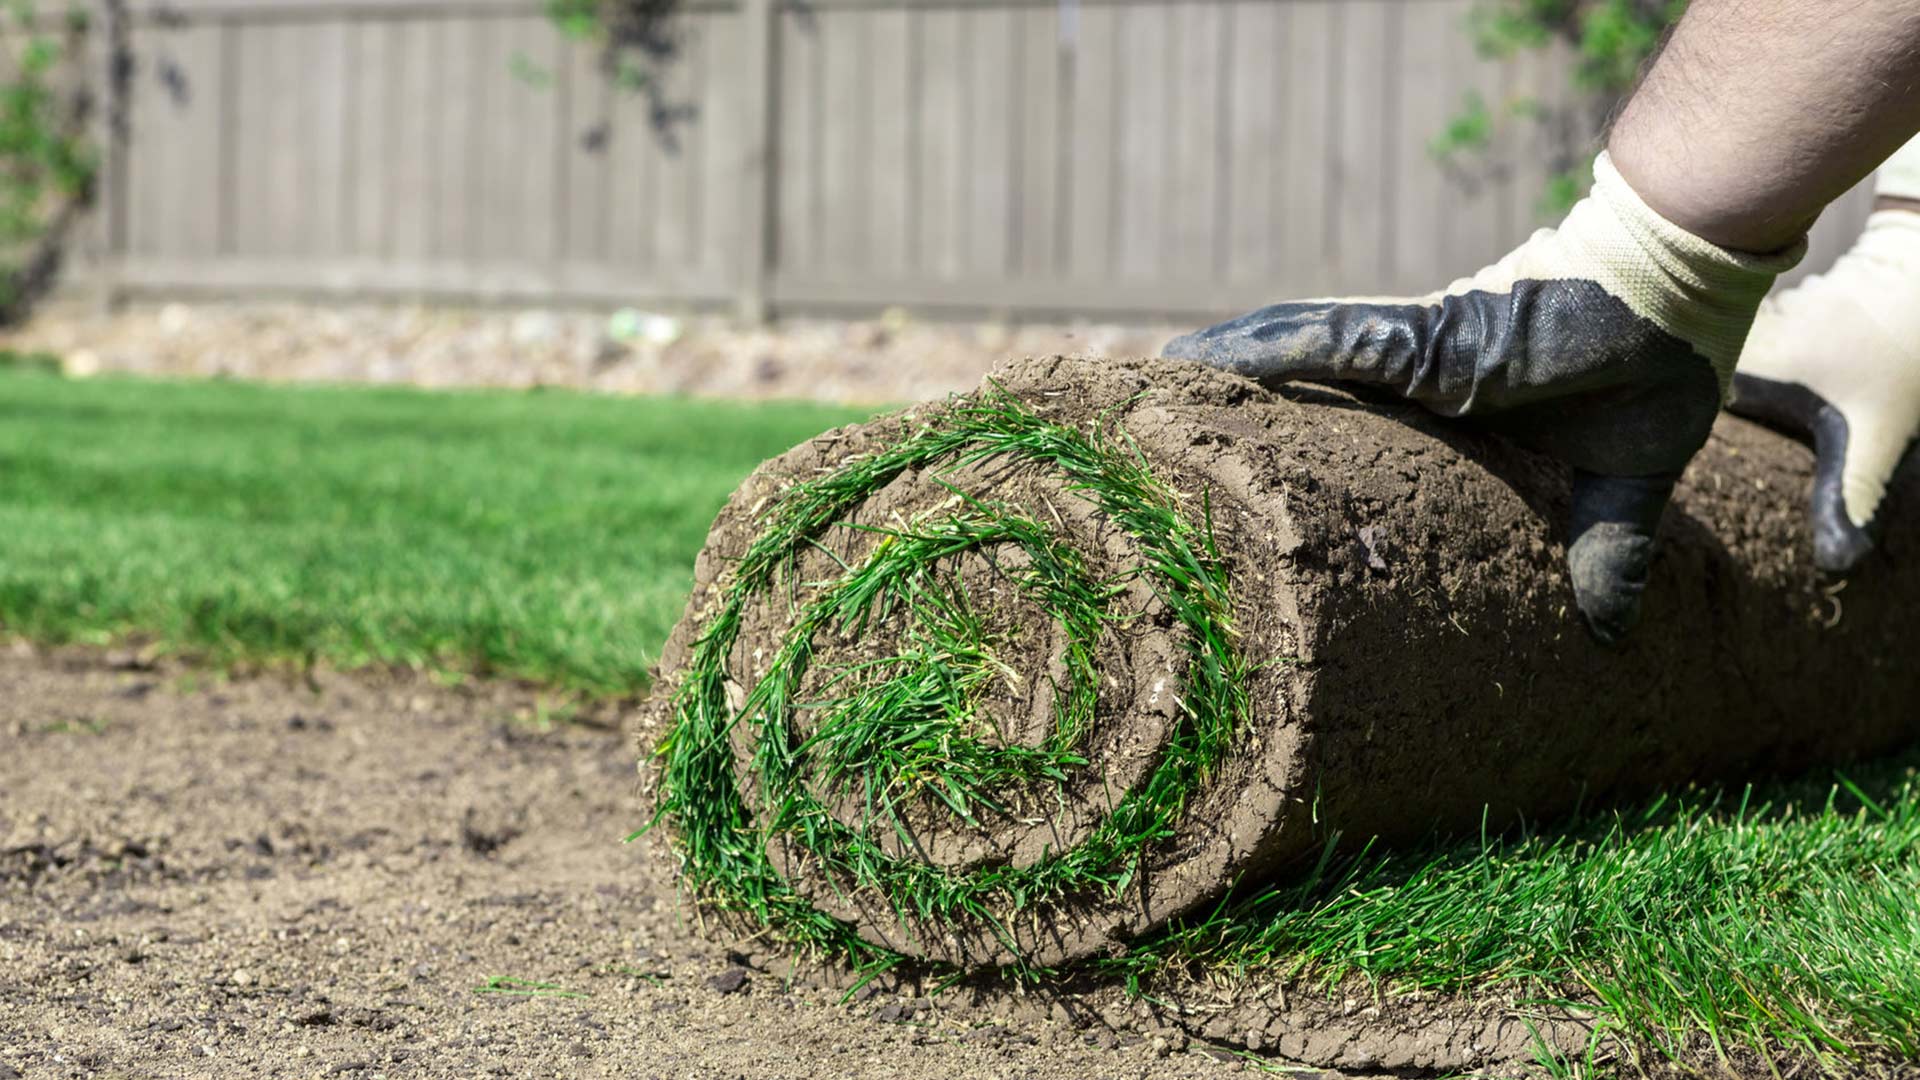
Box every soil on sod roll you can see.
[643,354,1920,970]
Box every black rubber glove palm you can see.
[1164,153,1800,644]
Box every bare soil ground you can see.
[2,301,1180,405]
[2,646,1395,1080]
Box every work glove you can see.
[1163,152,1802,644]
[1729,209,1920,573]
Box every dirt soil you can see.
[1,301,1181,405]
[0,644,1500,1080]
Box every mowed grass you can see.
[0,369,874,692]
[1122,756,1920,1073]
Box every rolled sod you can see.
[640,355,1920,970]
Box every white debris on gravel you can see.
[1,301,1187,405]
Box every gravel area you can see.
[1,301,1187,404]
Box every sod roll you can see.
[641,355,1920,970]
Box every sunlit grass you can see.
[0,369,873,692]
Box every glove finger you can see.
[1828,410,1914,573]
[1566,470,1679,646]
[1730,373,1877,573]
[1162,301,1424,390]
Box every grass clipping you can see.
[648,386,1250,969]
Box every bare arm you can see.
[1612,0,1920,253]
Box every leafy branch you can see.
[1433,0,1686,214]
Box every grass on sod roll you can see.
[652,388,1250,964]
[0,367,873,693]
[2,366,1916,1070]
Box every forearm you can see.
[1610,0,1920,254]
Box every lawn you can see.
[2,366,1914,1075]
[0,368,874,692]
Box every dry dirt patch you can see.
[0,647,1304,1080]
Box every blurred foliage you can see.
[1432,0,1686,215]
[0,0,100,324]
[541,0,694,149]
[547,0,680,92]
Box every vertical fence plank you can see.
[1275,1,1332,293]
[915,8,962,278]
[349,17,390,258]
[388,18,434,261]
[432,14,476,262]
[651,15,705,274]
[1013,7,1059,279]
[965,9,1013,279]
[1223,0,1278,286]
[819,12,869,271]
[700,10,743,282]
[1165,1,1223,284]
[562,35,607,265]
[1112,5,1167,281]
[308,20,350,258]
[775,7,817,273]
[867,8,912,277]
[1390,0,1448,293]
[1064,5,1116,281]
[1440,0,1510,275]
[123,26,164,258]
[1329,0,1390,292]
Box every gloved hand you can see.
[1164,152,1802,644]
[1730,208,1920,573]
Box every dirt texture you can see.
[2,300,1176,405]
[0,644,1599,1080]
[646,355,1920,970]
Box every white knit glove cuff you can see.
[1571,152,1806,393]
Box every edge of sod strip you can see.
[649,386,1252,968]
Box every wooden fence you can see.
[86,0,1873,319]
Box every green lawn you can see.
[2,367,1914,1075]
[0,369,874,692]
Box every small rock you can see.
[1151,1036,1171,1058]
[62,349,102,379]
[231,968,254,988]
[157,303,193,335]
[510,311,561,346]
[706,967,748,995]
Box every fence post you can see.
[735,0,778,324]
[87,0,130,318]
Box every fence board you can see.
[1163,3,1222,284]
[1275,1,1332,293]
[1063,4,1117,279]
[867,10,912,275]
[700,11,750,281]
[1221,0,1277,285]
[1011,8,1059,278]
[819,13,869,270]
[87,0,1889,321]
[774,8,817,271]
[965,9,1014,278]
[915,8,964,278]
